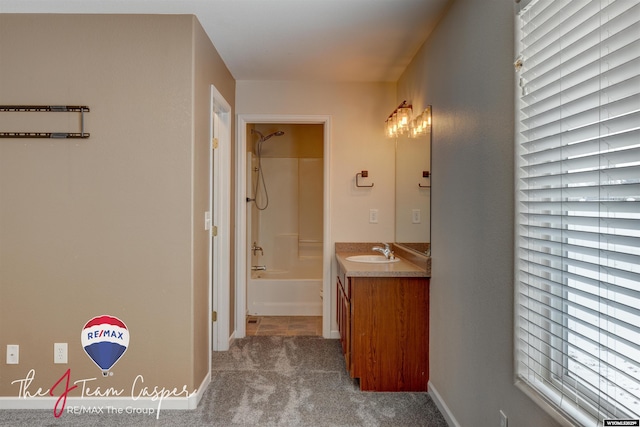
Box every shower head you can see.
[263,131,284,141]
[251,129,285,142]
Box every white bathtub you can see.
[247,268,322,316]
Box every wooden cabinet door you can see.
[342,282,351,374]
[351,277,429,391]
[336,276,351,371]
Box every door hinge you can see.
[211,226,218,237]
[212,137,219,149]
[212,311,217,322]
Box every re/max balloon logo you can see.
[86,330,125,340]
[81,315,129,376]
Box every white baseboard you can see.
[428,380,460,427]
[0,394,193,412]
[191,370,211,409]
[227,329,236,349]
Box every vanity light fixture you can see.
[409,106,431,138]
[385,102,431,138]
[385,101,412,138]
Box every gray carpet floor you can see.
[0,336,449,426]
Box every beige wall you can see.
[397,0,560,425]
[191,16,236,389]
[0,14,234,397]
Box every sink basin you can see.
[345,255,401,264]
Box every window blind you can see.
[515,0,640,425]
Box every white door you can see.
[210,85,232,353]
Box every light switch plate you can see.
[412,209,421,224]
[369,209,379,224]
[204,211,211,230]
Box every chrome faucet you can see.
[251,265,267,271]
[372,243,394,259]
[252,242,264,256]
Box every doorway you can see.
[236,115,332,338]
[247,123,323,318]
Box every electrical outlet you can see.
[6,345,19,364]
[412,209,421,224]
[54,343,68,364]
[500,410,508,427]
[369,209,379,224]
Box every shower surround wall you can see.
[248,124,323,316]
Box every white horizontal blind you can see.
[515,0,640,425]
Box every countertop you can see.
[335,242,430,278]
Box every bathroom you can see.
[245,123,324,334]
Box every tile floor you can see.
[246,315,322,336]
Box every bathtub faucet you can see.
[251,265,267,271]
[252,242,264,256]
[372,243,394,259]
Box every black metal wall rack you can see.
[0,105,90,139]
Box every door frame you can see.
[210,85,232,353]
[235,114,332,338]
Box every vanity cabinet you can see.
[336,266,430,391]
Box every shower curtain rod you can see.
[0,105,90,139]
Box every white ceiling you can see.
[0,0,450,82]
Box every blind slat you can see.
[521,3,640,84]
[521,199,640,215]
[520,54,640,111]
[521,1,602,60]
[518,222,640,253]
[519,254,640,293]
[520,130,640,172]
[521,74,640,120]
[522,164,640,188]
[520,237,640,273]
[521,89,640,134]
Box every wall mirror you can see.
[394,111,431,255]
